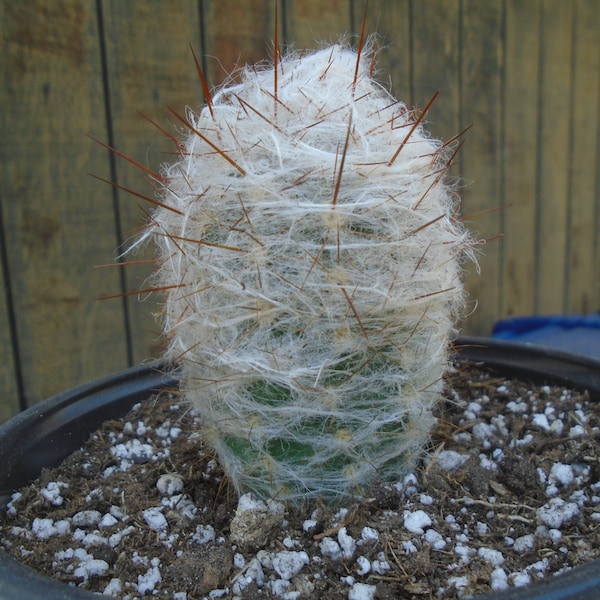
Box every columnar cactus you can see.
[146,44,473,503]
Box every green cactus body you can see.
[149,45,472,503]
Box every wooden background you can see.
[1,0,599,423]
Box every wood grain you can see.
[565,0,600,313]
[409,0,461,143]
[459,0,504,336]
[0,0,129,410]
[98,1,203,364]
[0,0,599,423]
[535,0,573,314]
[283,0,351,49]
[501,0,541,319]
[355,0,411,102]
[202,0,276,86]
[0,237,20,421]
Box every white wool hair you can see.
[148,44,473,502]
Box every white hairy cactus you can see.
[146,44,473,503]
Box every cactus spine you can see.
[147,44,473,503]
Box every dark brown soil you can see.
[1,361,599,599]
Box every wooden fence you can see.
[1,0,599,422]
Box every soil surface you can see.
[1,360,599,599]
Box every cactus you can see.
[145,43,473,503]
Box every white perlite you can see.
[142,507,168,532]
[404,509,432,534]
[271,550,309,580]
[348,582,377,600]
[146,43,472,502]
[536,498,579,528]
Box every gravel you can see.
[1,360,599,598]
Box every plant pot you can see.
[0,363,177,600]
[0,339,599,599]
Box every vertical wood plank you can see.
[459,0,504,335]
[535,0,573,314]
[353,0,411,101]
[596,48,600,317]
[0,1,128,407]
[500,0,541,319]
[0,35,20,420]
[409,0,461,144]
[202,0,276,86]
[283,0,352,49]
[99,1,203,364]
[565,0,600,313]
[0,252,20,422]
[410,1,480,332]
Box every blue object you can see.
[492,314,600,359]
